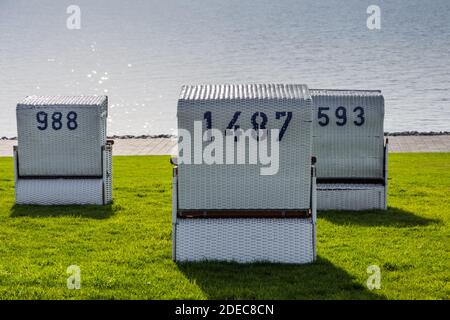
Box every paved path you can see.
[0,141,15,157]
[112,138,177,156]
[386,135,450,153]
[1,136,449,157]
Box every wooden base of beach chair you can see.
[177,209,311,219]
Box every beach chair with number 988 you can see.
[14,96,113,205]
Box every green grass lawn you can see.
[0,153,449,299]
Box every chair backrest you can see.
[16,96,108,177]
[311,89,384,180]
[177,84,313,210]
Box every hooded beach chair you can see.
[14,96,113,205]
[311,89,388,210]
[172,84,317,264]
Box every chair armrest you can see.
[384,138,389,180]
[13,146,18,181]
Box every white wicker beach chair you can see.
[172,84,317,264]
[14,96,113,205]
[311,89,388,211]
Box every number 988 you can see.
[36,111,78,131]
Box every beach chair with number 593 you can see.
[311,89,388,211]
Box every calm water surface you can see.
[1,0,449,136]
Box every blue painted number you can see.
[36,111,78,131]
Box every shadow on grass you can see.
[319,206,439,227]
[178,256,385,299]
[10,204,116,219]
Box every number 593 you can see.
[317,106,365,127]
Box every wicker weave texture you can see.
[179,83,310,100]
[16,96,108,177]
[18,95,107,106]
[175,218,314,263]
[177,84,313,210]
[15,178,104,205]
[317,184,385,210]
[311,89,384,179]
